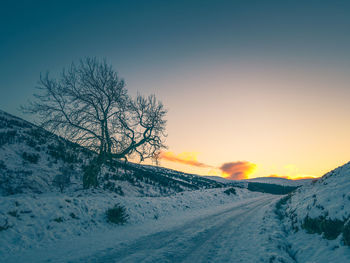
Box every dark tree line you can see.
[247,182,298,195]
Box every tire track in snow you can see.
[75,195,294,263]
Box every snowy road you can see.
[74,195,285,263]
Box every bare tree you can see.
[53,166,72,193]
[24,58,167,186]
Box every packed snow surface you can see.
[0,187,263,256]
[2,193,297,263]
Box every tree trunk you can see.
[83,158,100,188]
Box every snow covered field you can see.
[1,192,296,263]
[1,187,267,260]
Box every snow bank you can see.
[0,187,264,256]
[279,162,350,262]
[287,162,350,222]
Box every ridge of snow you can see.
[279,161,350,262]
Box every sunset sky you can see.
[1,0,350,179]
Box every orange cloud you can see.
[220,161,257,180]
[159,152,258,180]
[159,151,212,168]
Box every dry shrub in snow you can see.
[106,204,129,224]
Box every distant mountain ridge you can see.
[205,175,313,187]
[244,177,313,186]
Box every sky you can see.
[1,0,350,180]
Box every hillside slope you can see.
[277,162,350,262]
[0,109,245,255]
[286,162,350,225]
[0,110,222,197]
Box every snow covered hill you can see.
[0,109,222,197]
[277,162,350,262]
[205,175,307,195]
[205,175,313,187]
[204,176,238,184]
[0,109,242,255]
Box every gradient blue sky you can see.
[1,0,350,179]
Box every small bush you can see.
[323,219,344,239]
[25,138,37,148]
[0,130,17,146]
[223,187,236,195]
[106,204,128,224]
[8,210,19,217]
[53,217,64,223]
[302,216,344,240]
[53,166,72,193]
[22,152,40,164]
[0,160,6,170]
[0,219,10,232]
[275,194,291,220]
[47,142,78,163]
[343,222,350,246]
[70,212,79,219]
[115,186,124,196]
